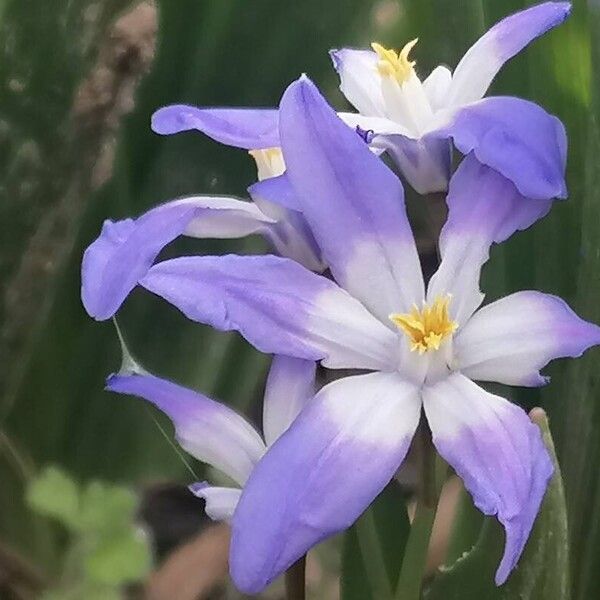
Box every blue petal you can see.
[248,173,302,212]
[423,373,554,585]
[106,373,265,486]
[447,2,572,105]
[82,204,200,320]
[279,76,424,321]
[230,372,420,593]
[152,104,280,149]
[427,154,553,323]
[431,96,567,200]
[140,254,398,371]
[81,198,273,320]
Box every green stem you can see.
[285,555,306,600]
[355,508,394,599]
[395,502,436,600]
[394,420,441,600]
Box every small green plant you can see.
[26,465,151,599]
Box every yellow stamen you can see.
[248,147,285,181]
[371,39,418,85]
[390,295,458,354]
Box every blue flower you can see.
[152,2,570,196]
[138,77,599,593]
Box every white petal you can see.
[337,112,410,136]
[190,483,242,522]
[454,291,600,386]
[330,49,387,117]
[262,356,317,446]
[174,196,275,239]
[422,65,453,111]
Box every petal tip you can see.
[188,481,209,497]
[151,104,195,135]
[329,49,342,70]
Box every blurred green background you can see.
[0,0,598,598]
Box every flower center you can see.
[249,147,285,181]
[389,295,458,354]
[371,39,418,85]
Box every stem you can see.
[355,508,394,599]
[395,502,436,600]
[285,555,306,600]
[394,420,440,600]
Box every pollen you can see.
[390,295,458,354]
[371,39,418,84]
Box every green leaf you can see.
[78,480,138,535]
[85,530,150,585]
[425,409,569,600]
[341,482,410,600]
[26,465,80,530]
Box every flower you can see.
[152,2,569,197]
[81,147,323,321]
[330,1,570,194]
[137,77,600,592]
[106,354,316,521]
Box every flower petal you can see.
[280,76,424,320]
[81,197,275,320]
[180,195,276,237]
[446,2,571,106]
[230,372,421,593]
[427,155,552,324]
[423,65,453,112]
[262,356,316,446]
[371,134,452,194]
[430,96,567,201]
[141,254,399,371]
[423,373,554,584]
[330,49,386,117]
[248,174,302,212]
[454,291,600,386]
[106,373,266,486]
[151,105,280,149]
[337,112,410,137]
[189,483,242,522]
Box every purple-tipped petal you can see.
[81,197,274,320]
[230,372,421,593]
[262,356,316,446]
[430,96,567,201]
[189,483,242,522]
[140,254,398,371]
[455,291,600,386]
[280,76,424,321]
[106,373,266,486]
[82,204,196,321]
[330,49,386,117]
[427,155,552,324]
[423,373,554,584]
[151,105,280,149]
[447,2,572,106]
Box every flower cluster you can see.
[82,1,597,594]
